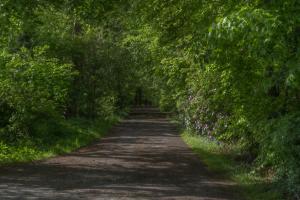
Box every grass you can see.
[181,131,283,200]
[0,116,119,165]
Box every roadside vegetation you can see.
[182,131,283,200]
[0,117,118,165]
[0,1,136,165]
[0,1,299,199]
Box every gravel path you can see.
[0,108,238,200]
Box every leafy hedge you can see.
[0,0,138,142]
[123,0,300,197]
[0,0,299,197]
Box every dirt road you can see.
[0,108,237,199]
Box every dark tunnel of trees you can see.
[0,0,299,198]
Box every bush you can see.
[259,113,300,195]
[0,47,74,138]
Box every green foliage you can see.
[0,117,117,165]
[259,113,300,194]
[123,0,300,197]
[0,0,137,141]
[182,131,283,200]
[0,0,299,198]
[0,47,73,138]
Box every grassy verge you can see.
[181,131,283,200]
[0,116,119,165]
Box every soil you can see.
[0,108,239,200]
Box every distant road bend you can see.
[0,108,237,200]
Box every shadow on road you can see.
[0,108,239,200]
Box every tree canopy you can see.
[0,0,299,197]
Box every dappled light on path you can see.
[0,108,237,199]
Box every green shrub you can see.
[0,47,74,138]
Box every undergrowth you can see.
[182,131,284,200]
[0,117,119,165]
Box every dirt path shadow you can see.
[0,108,239,200]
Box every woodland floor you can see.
[0,108,238,200]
